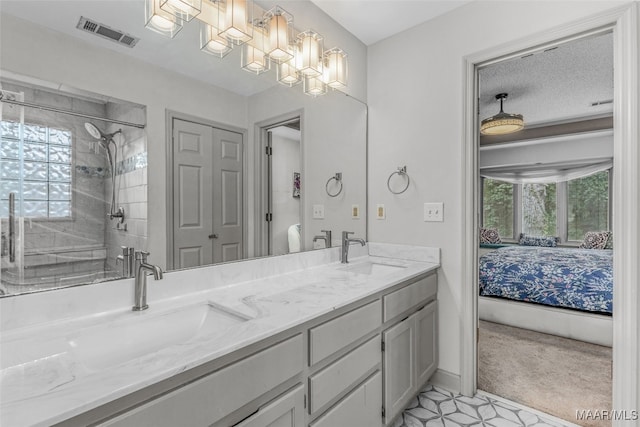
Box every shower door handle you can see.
[209,233,219,239]
[8,192,15,262]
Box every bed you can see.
[479,246,613,346]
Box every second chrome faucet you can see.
[341,231,365,264]
[133,251,163,311]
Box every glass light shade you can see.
[145,0,184,38]
[296,31,323,77]
[160,0,201,22]
[277,59,301,86]
[480,113,525,135]
[195,0,221,26]
[266,7,293,63]
[323,48,347,89]
[219,0,253,45]
[242,45,269,74]
[200,22,232,57]
[304,76,327,97]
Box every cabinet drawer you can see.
[309,300,381,366]
[309,335,380,414]
[383,274,436,322]
[310,371,382,427]
[233,384,304,427]
[101,334,303,427]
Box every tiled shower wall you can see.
[104,102,147,273]
[1,81,109,286]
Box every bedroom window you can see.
[482,179,514,239]
[566,170,609,241]
[521,183,556,236]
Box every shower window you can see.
[0,120,72,218]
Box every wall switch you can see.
[312,204,325,219]
[351,204,360,219]
[424,202,444,222]
[376,204,386,220]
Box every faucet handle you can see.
[135,250,150,262]
[342,231,354,239]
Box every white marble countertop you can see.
[0,243,439,427]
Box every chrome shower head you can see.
[84,122,121,143]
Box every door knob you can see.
[209,233,219,239]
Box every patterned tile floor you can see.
[394,385,570,427]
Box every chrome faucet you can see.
[116,246,135,278]
[313,230,332,248]
[133,251,163,311]
[341,231,366,264]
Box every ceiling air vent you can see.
[76,16,139,48]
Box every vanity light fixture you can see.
[323,47,347,89]
[480,93,525,135]
[145,0,184,38]
[265,7,294,63]
[160,0,202,22]
[219,0,253,44]
[304,75,327,97]
[296,30,323,77]
[143,1,348,97]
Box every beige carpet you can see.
[478,320,612,427]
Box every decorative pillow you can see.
[518,233,559,247]
[480,228,502,244]
[579,231,612,249]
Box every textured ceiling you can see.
[479,31,613,127]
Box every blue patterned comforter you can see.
[479,246,613,314]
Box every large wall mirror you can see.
[0,0,367,296]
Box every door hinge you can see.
[382,406,385,418]
[265,146,272,156]
[265,213,272,222]
[477,327,480,344]
[304,394,307,409]
[381,340,385,352]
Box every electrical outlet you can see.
[424,202,444,222]
[351,204,360,219]
[312,204,325,219]
[376,204,386,220]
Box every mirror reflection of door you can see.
[172,118,243,269]
[266,120,301,256]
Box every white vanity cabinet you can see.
[233,384,305,427]
[382,275,438,426]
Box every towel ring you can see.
[326,173,343,197]
[387,166,410,195]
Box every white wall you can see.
[367,1,630,379]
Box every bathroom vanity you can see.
[0,243,439,427]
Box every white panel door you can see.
[212,128,243,263]
[172,119,214,269]
[172,120,244,268]
[415,301,438,387]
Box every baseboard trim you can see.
[429,369,461,394]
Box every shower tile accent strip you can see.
[115,152,147,176]
[75,165,107,178]
[395,385,571,427]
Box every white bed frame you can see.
[479,296,612,347]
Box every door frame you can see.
[460,3,639,417]
[165,110,249,271]
[253,109,304,258]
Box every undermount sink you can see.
[68,302,251,371]
[339,261,407,276]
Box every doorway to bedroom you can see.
[476,31,614,426]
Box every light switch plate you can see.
[424,202,444,222]
[376,204,386,220]
[312,204,325,219]
[351,204,360,219]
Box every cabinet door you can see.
[234,384,304,427]
[310,371,382,427]
[416,301,438,388]
[382,316,415,424]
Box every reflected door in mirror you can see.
[172,119,243,269]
